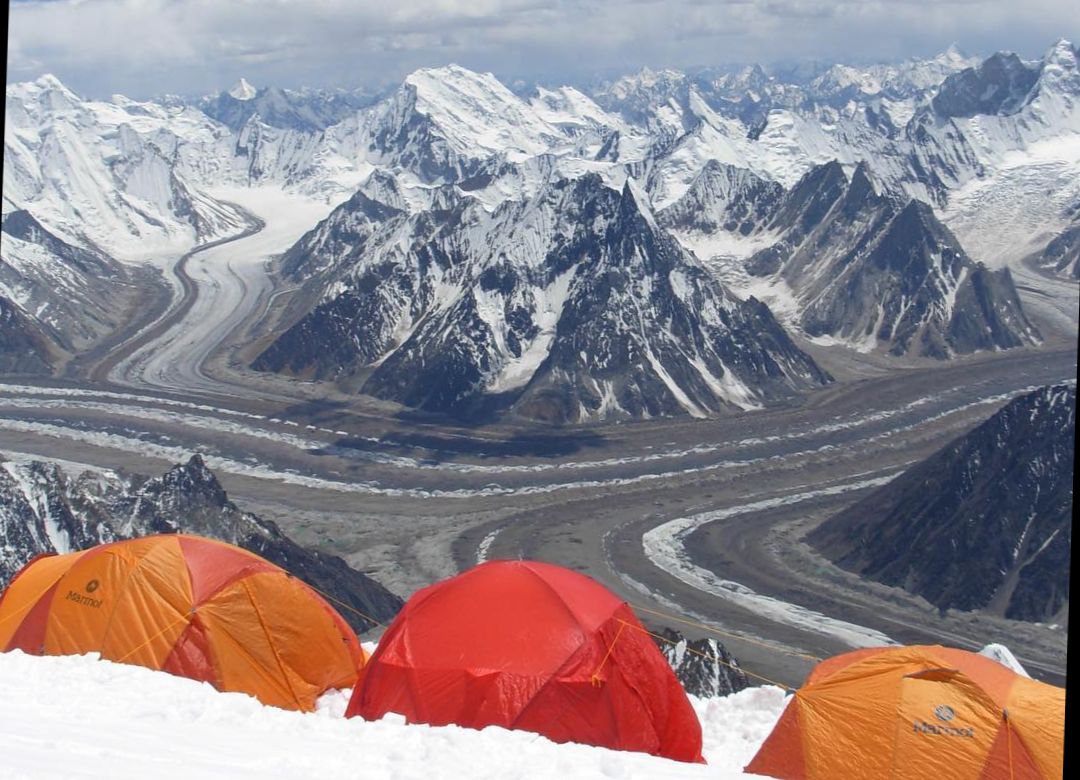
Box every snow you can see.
[0,650,787,779]
[487,267,578,394]
[977,644,1031,677]
[229,78,258,101]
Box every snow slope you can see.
[0,651,788,780]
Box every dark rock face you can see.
[256,173,830,422]
[0,455,402,633]
[0,297,53,374]
[1,209,128,353]
[652,626,749,698]
[809,384,1075,623]
[745,162,1040,357]
[657,160,784,235]
[931,53,1040,118]
[1035,217,1080,280]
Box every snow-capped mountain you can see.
[1,209,132,364]
[809,383,1075,623]
[0,454,403,632]
[736,162,1039,357]
[3,75,251,260]
[199,80,376,132]
[254,174,829,422]
[3,39,1077,415]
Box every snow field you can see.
[0,651,787,780]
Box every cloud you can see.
[7,0,1079,97]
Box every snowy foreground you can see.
[0,651,786,779]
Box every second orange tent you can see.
[0,534,365,711]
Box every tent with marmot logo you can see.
[347,559,704,763]
[0,534,365,711]
[746,644,1064,780]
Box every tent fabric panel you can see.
[979,720,1046,780]
[0,553,78,650]
[889,669,1003,780]
[603,608,703,763]
[2,579,62,654]
[196,572,361,711]
[743,696,806,779]
[96,537,194,668]
[161,613,218,685]
[519,561,624,632]
[935,647,1020,707]
[177,536,278,606]
[236,572,362,703]
[195,576,307,710]
[394,562,589,675]
[1005,676,1066,780]
[42,543,147,657]
[796,656,909,780]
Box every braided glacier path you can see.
[111,187,339,397]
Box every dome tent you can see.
[0,534,365,711]
[746,644,1064,780]
[346,559,704,763]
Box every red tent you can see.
[346,560,704,763]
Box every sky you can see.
[6,0,1080,98]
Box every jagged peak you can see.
[792,159,847,193]
[620,176,659,232]
[1043,38,1078,68]
[843,161,878,205]
[228,77,257,101]
[343,186,407,221]
[404,63,507,95]
[7,73,81,104]
[35,73,70,91]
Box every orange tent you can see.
[746,644,1064,780]
[0,534,365,711]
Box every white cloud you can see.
[7,0,1079,97]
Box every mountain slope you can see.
[742,162,1039,357]
[4,75,250,260]
[808,384,1075,623]
[1,209,133,359]
[254,174,830,422]
[0,296,54,374]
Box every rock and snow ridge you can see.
[732,161,1041,357]
[254,173,831,422]
[4,39,1077,416]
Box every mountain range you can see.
[4,39,1078,419]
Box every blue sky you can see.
[7,0,1080,97]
